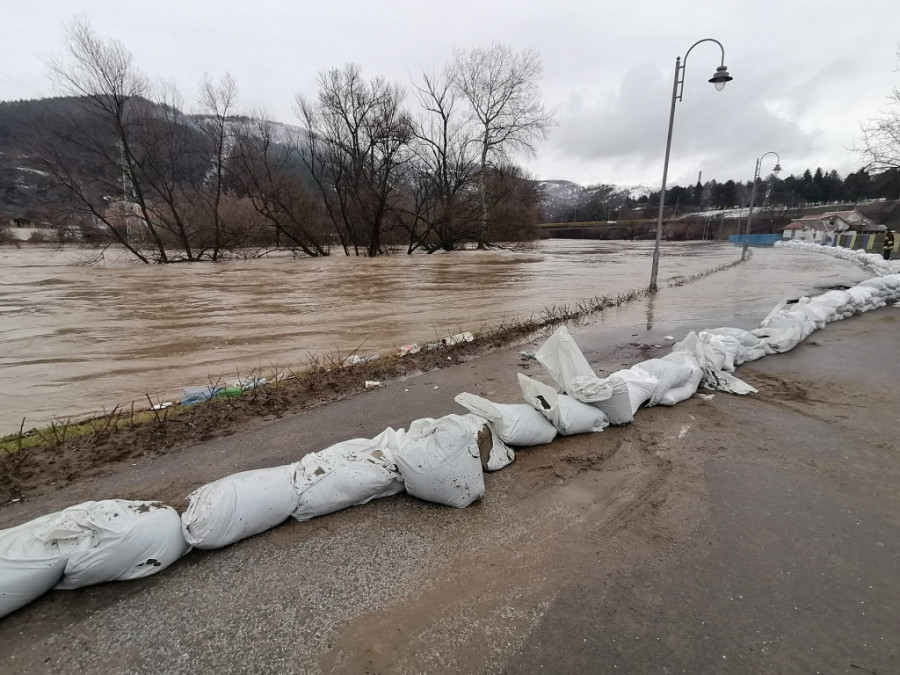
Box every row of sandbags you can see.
[777,239,899,277]
[3,272,898,619]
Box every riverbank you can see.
[0,302,896,673]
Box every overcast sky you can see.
[1,0,897,187]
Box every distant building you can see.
[782,209,879,244]
[4,217,57,241]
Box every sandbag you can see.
[517,373,608,435]
[38,500,189,590]
[633,358,695,407]
[291,430,405,522]
[659,352,704,405]
[533,325,632,423]
[672,332,757,395]
[0,512,76,618]
[454,393,557,447]
[703,328,772,364]
[460,414,515,472]
[574,375,633,425]
[395,415,485,508]
[182,465,299,549]
[534,325,596,395]
[611,367,658,415]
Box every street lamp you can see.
[741,152,781,261]
[649,39,733,293]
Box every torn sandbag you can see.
[659,352,704,405]
[454,393,557,447]
[290,429,405,522]
[672,332,758,395]
[632,358,695,407]
[460,413,515,472]
[181,465,299,549]
[703,328,772,365]
[37,500,190,590]
[534,325,597,394]
[518,373,608,435]
[395,415,485,508]
[610,367,659,415]
[532,325,632,423]
[0,512,78,619]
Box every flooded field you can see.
[0,240,868,432]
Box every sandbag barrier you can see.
[777,239,899,277]
[2,272,899,620]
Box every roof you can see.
[785,220,827,230]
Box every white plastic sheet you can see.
[454,393,557,447]
[291,430,406,522]
[395,415,485,508]
[41,500,189,590]
[182,465,299,549]
[517,373,608,435]
[534,325,596,395]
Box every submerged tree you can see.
[297,64,413,256]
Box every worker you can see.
[884,230,895,261]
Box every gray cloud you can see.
[1,0,897,187]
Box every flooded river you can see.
[0,240,868,433]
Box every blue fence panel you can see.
[727,234,782,247]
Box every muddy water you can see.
[0,241,867,432]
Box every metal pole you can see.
[741,159,760,261]
[650,57,681,293]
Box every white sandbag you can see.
[573,375,633,425]
[290,430,406,522]
[672,332,757,395]
[454,393,557,447]
[0,512,77,618]
[611,367,659,415]
[37,500,189,590]
[534,325,596,394]
[786,298,832,328]
[182,465,299,549]
[533,325,631,423]
[633,358,695,407]
[460,414,515,472]
[704,328,772,364]
[395,415,485,508]
[659,352,704,405]
[517,374,608,435]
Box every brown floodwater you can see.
[0,240,869,433]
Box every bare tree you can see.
[297,64,413,256]
[196,73,238,260]
[451,44,553,244]
[46,17,169,262]
[859,50,900,188]
[229,115,330,256]
[405,68,482,252]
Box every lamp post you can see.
[649,38,733,293]
[741,152,781,261]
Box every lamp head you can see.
[773,163,782,174]
[709,66,733,91]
